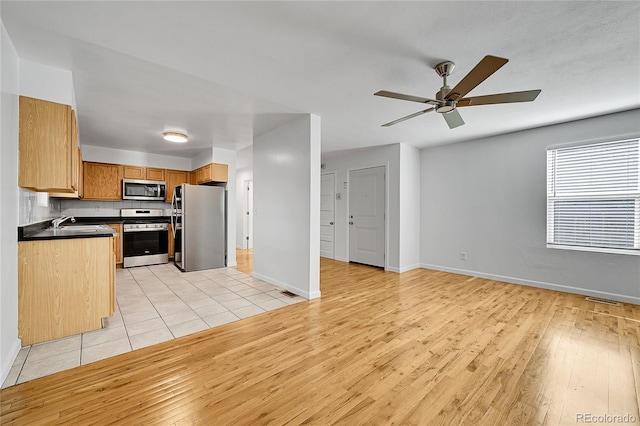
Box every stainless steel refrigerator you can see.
[171,184,226,272]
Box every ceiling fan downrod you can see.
[434,61,456,112]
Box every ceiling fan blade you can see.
[381,107,435,127]
[456,89,542,107]
[375,90,440,105]
[442,109,465,129]
[445,55,509,101]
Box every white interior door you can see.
[243,180,253,249]
[349,166,385,267]
[320,172,335,259]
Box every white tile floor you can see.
[2,263,305,388]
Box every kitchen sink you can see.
[33,224,114,238]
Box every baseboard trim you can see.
[387,263,421,273]
[419,263,640,305]
[252,272,320,300]
[1,338,21,386]
[335,256,348,262]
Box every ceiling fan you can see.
[374,55,541,129]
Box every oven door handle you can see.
[123,228,168,233]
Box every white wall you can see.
[1,21,22,385]
[82,145,191,170]
[420,109,640,304]
[235,146,253,249]
[212,147,237,268]
[399,143,421,272]
[322,144,401,271]
[191,149,213,170]
[19,59,76,110]
[253,114,321,299]
[18,188,59,225]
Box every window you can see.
[546,138,640,255]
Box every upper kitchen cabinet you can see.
[146,167,165,181]
[19,96,78,193]
[83,162,123,200]
[192,163,228,185]
[165,169,190,202]
[123,165,166,181]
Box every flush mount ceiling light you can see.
[163,131,188,143]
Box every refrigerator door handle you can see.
[170,188,177,238]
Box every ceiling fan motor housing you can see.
[435,86,455,113]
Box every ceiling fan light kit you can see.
[375,55,541,129]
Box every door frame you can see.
[242,179,253,249]
[321,170,337,260]
[346,163,389,270]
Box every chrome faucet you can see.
[52,216,76,228]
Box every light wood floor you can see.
[235,248,253,275]
[2,254,639,425]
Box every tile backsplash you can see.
[60,200,171,217]
[18,188,61,225]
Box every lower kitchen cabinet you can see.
[18,236,116,345]
[107,223,123,266]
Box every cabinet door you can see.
[165,170,190,202]
[83,162,123,200]
[107,223,123,265]
[190,169,199,185]
[199,164,213,183]
[146,168,165,181]
[19,96,74,192]
[123,165,145,179]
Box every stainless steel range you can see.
[121,209,169,268]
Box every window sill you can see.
[546,244,640,256]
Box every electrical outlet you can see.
[460,252,467,261]
[95,203,100,211]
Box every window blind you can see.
[546,138,640,254]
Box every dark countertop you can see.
[18,219,117,241]
[73,216,124,224]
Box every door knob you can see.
[329,221,334,225]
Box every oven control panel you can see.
[123,223,168,232]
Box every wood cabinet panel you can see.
[18,237,114,345]
[165,170,190,202]
[168,223,175,259]
[123,165,145,179]
[146,167,165,181]
[211,163,228,183]
[19,96,74,192]
[78,149,84,199]
[192,163,228,185]
[107,223,123,265]
[49,144,83,199]
[124,165,165,181]
[83,162,123,200]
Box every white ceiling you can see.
[2,2,639,157]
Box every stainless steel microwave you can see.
[122,179,166,201]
